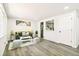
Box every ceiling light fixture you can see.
[64,6,69,10]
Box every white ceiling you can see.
[4,3,79,21]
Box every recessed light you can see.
[64,6,69,10]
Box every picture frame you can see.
[16,20,31,26]
[46,20,54,31]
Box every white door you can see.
[58,15,72,46]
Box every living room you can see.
[1,3,79,56]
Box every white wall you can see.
[74,10,79,47]
[0,4,7,56]
[38,10,78,48]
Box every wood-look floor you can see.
[3,40,79,56]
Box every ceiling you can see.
[3,3,79,21]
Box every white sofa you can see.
[9,37,40,50]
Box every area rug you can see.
[8,41,35,50]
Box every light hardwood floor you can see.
[3,39,79,56]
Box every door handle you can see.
[59,31,61,33]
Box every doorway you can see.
[40,22,44,38]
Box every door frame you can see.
[40,22,44,38]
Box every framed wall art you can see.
[46,20,54,31]
[16,20,31,26]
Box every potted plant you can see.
[35,30,38,37]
